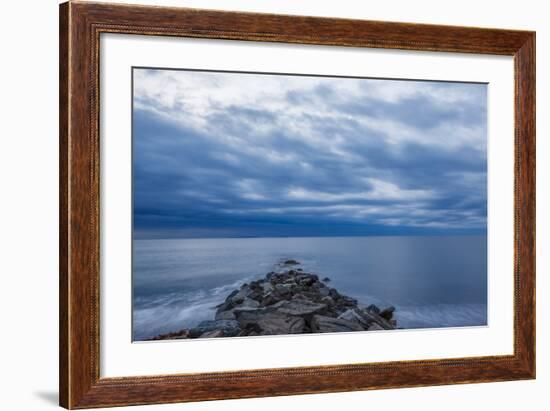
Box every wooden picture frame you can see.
[59,1,535,408]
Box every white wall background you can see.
[0,0,546,410]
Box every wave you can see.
[395,303,487,329]
[133,274,258,340]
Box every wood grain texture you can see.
[59,1,536,408]
[59,2,69,407]
[514,34,536,375]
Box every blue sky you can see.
[133,68,487,239]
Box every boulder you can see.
[230,285,252,304]
[298,276,315,286]
[151,330,189,340]
[366,304,381,314]
[171,333,190,340]
[283,278,298,287]
[235,310,265,327]
[215,299,234,314]
[261,282,274,294]
[283,259,300,265]
[379,306,395,320]
[274,298,327,317]
[189,320,241,338]
[310,315,365,333]
[248,289,265,302]
[320,296,334,306]
[199,329,224,338]
[233,297,260,311]
[359,308,394,330]
[238,322,262,336]
[257,314,306,335]
[328,288,341,299]
[275,283,293,295]
[338,308,372,328]
[215,310,236,320]
[259,292,283,307]
[339,296,358,306]
[214,289,239,312]
[318,287,330,297]
[249,280,262,290]
[333,298,358,315]
[225,289,239,302]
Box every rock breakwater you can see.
[151,260,397,340]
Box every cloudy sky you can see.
[132,68,487,239]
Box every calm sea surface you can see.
[133,236,487,341]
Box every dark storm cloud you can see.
[132,69,487,238]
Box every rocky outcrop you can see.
[151,260,397,340]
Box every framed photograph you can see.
[59,1,535,408]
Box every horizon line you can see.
[133,232,488,241]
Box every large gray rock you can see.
[236,311,304,335]
[275,298,327,317]
[366,304,381,314]
[338,308,372,328]
[215,289,239,312]
[261,282,274,294]
[231,285,252,304]
[199,329,224,338]
[215,299,234,314]
[282,259,300,266]
[248,289,265,302]
[274,283,293,295]
[296,274,318,286]
[359,308,394,330]
[318,286,330,297]
[339,296,358,305]
[224,289,239,302]
[256,314,306,335]
[215,310,236,320]
[233,297,260,311]
[258,292,283,307]
[189,320,241,338]
[328,288,341,299]
[235,309,266,327]
[379,306,395,320]
[234,302,285,325]
[310,315,365,333]
[320,296,334,307]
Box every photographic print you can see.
[132,68,488,342]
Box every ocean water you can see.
[132,236,487,341]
